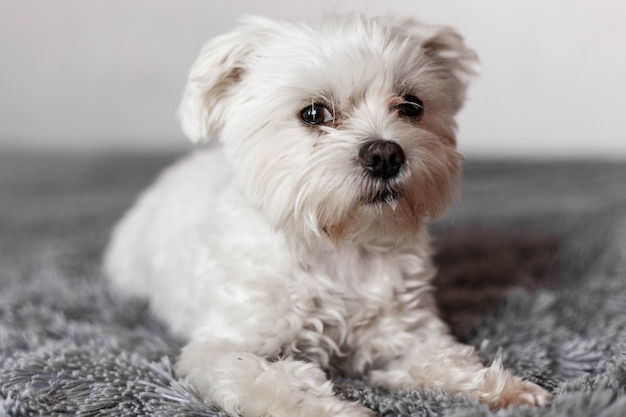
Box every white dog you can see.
[105,14,551,417]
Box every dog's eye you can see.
[397,95,424,118]
[300,103,334,125]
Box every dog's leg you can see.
[176,339,374,417]
[362,314,551,409]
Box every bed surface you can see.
[1,152,625,416]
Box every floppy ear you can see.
[423,25,479,110]
[178,20,267,143]
[399,19,479,112]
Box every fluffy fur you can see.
[104,14,551,417]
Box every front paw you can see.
[480,360,552,409]
[486,378,552,409]
[504,379,552,408]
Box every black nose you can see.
[358,140,405,179]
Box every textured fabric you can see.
[1,153,625,416]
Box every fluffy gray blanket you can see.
[1,153,625,416]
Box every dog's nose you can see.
[358,140,405,179]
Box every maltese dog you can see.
[105,14,551,417]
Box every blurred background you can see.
[2,0,625,159]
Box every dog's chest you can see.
[286,244,432,365]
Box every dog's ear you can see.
[178,19,268,143]
[398,19,479,112]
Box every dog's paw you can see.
[479,360,552,409]
[493,378,552,408]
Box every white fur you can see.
[104,14,551,417]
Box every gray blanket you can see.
[1,153,625,416]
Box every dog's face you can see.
[179,15,477,245]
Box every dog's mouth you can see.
[365,187,401,205]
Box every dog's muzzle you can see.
[358,140,405,179]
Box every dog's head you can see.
[179,14,478,246]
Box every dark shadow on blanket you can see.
[433,228,560,342]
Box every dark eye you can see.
[397,95,424,118]
[300,103,334,125]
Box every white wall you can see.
[2,0,625,158]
